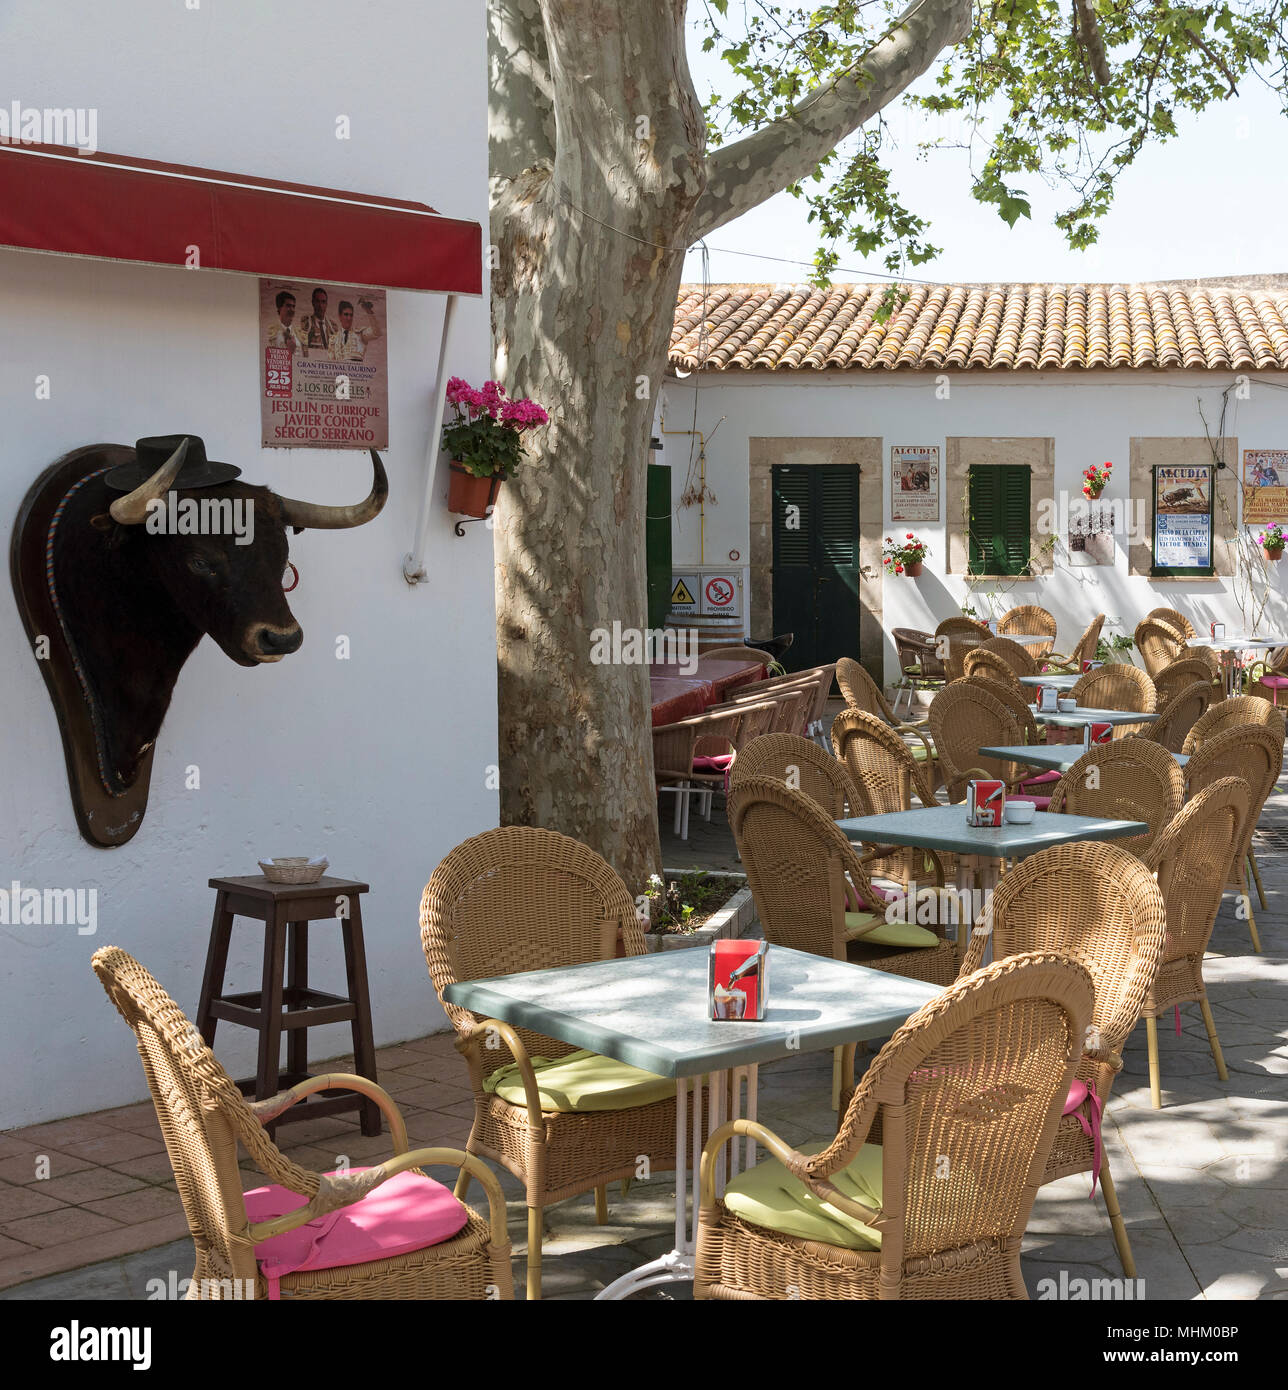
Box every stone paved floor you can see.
[3,766,1287,1300]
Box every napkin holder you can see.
[710,939,768,1021]
[1210,622,1225,640]
[966,779,1005,827]
[1082,721,1113,748]
[1081,659,1103,673]
[1036,684,1060,712]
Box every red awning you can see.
[0,141,482,295]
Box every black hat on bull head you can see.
[103,435,241,494]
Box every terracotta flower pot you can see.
[903,560,923,577]
[448,463,502,518]
[1084,485,1105,500]
[1264,544,1284,562]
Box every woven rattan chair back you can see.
[421,826,642,1066]
[1134,619,1186,678]
[836,656,901,723]
[1184,645,1223,677]
[92,945,322,1291]
[702,645,775,667]
[1062,614,1106,669]
[732,733,860,817]
[980,635,1040,677]
[1045,737,1184,857]
[962,647,1022,689]
[1144,778,1249,977]
[830,707,934,813]
[929,681,1030,799]
[1154,658,1218,706]
[1070,662,1156,713]
[1146,607,1196,640]
[728,777,856,959]
[1182,694,1286,754]
[792,951,1093,1281]
[960,841,1166,1069]
[964,674,1042,746]
[1183,725,1284,869]
[1146,681,1215,753]
[998,605,1057,657]
[935,617,991,681]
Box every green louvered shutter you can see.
[969,465,1030,576]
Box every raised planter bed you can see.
[642,870,757,953]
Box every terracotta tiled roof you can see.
[669,281,1288,372]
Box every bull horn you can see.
[108,437,190,525]
[276,449,388,530]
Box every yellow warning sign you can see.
[670,578,696,606]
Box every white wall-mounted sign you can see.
[890,445,940,522]
[700,573,740,616]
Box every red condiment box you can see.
[1083,721,1113,747]
[1081,659,1104,672]
[966,779,1005,826]
[709,940,768,1021]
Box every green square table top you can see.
[441,946,941,1078]
[1032,705,1158,728]
[979,744,1189,773]
[836,805,1147,859]
[1018,673,1079,692]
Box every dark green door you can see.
[645,463,672,631]
[771,464,861,672]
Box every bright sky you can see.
[681,34,1288,288]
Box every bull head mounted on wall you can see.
[10,435,387,846]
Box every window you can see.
[968,464,1031,576]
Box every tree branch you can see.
[689,0,974,241]
[489,0,556,188]
[1073,0,1111,87]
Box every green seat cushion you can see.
[844,911,941,949]
[908,743,936,761]
[483,1048,673,1113]
[723,1141,883,1251]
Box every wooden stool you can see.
[196,876,380,1136]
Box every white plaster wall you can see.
[0,0,494,1124]
[660,369,1288,680]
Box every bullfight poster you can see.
[1242,448,1288,525]
[890,445,939,522]
[260,280,389,448]
[1153,464,1213,571]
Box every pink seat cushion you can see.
[692,754,735,772]
[245,1167,470,1300]
[1021,770,1060,786]
[1261,676,1288,687]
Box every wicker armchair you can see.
[1183,724,1285,954]
[727,663,837,740]
[1140,778,1250,1108]
[92,946,513,1300]
[835,656,937,775]
[927,681,1045,803]
[420,826,681,1300]
[1154,657,1220,706]
[1181,694,1286,753]
[1145,607,1196,640]
[728,776,958,986]
[1044,737,1184,859]
[935,616,992,681]
[978,635,1041,678]
[1145,681,1215,753]
[997,604,1057,658]
[891,626,947,708]
[1134,619,1187,678]
[702,644,776,668]
[1070,663,1156,736]
[694,951,1094,1300]
[958,841,1167,1277]
[1046,614,1106,672]
[829,708,947,893]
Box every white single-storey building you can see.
[662,279,1288,683]
[0,0,494,1125]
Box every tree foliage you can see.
[696,0,1288,279]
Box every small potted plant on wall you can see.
[1259,524,1286,562]
[883,532,928,577]
[442,376,549,518]
[1083,461,1112,499]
